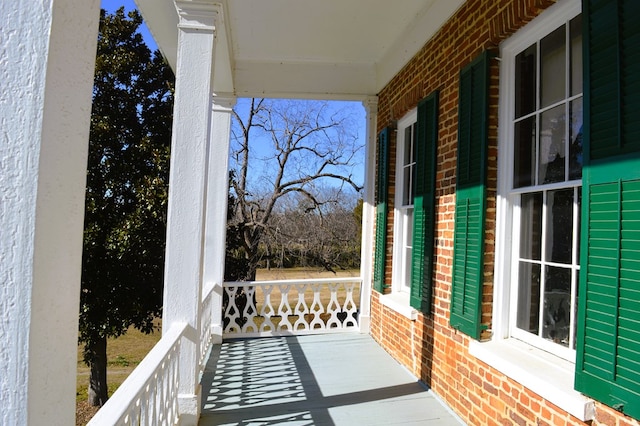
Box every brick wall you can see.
[371,0,640,425]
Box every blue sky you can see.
[100,0,366,188]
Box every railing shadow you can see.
[199,336,427,425]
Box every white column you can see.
[162,1,218,423]
[203,95,236,344]
[0,1,99,425]
[358,96,378,333]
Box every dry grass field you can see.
[76,267,359,424]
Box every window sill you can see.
[469,338,594,421]
[380,292,418,321]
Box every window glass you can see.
[569,98,583,180]
[570,15,583,97]
[402,124,416,206]
[514,117,536,188]
[515,44,537,118]
[540,26,566,108]
[519,192,542,261]
[539,105,566,184]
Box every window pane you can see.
[403,166,412,206]
[576,189,581,262]
[515,44,537,118]
[540,25,566,108]
[545,189,574,264]
[403,208,414,292]
[517,262,541,334]
[539,105,566,184]
[412,123,417,165]
[570,15,583,96]
[569,98,583,180]
[543,266,571,347]
[514,116,536,188]
[404,126,413,165]
[520,192,543,260]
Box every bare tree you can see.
[261,189,361,272]
[227,98,363,280]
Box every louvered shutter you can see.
[410,92,439,312]
[575,0,640,418]
[449,51,491,339]
[373,128,391,293]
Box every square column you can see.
[0,1,99,424]
[203,95,236,344]
[162,1,219,423]
[358,97,378,333]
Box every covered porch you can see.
[87,277,463,425]
[88,0,466,423]
[0,0,464,424]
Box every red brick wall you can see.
[371,0,640,425]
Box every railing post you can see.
[162,2,219,423]
[203,94,236,345]
[359,96,378,333]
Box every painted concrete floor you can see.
[199,333,465,426]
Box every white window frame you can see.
[469,0,594,421]
[380,109,419,320]
[392,110,417,293]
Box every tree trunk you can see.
[87,335,108,407]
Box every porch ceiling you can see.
[135,0,465,99]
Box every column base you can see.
[359,315,371,333]
[178,389,201,426]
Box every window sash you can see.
[507,13,583,360]
[392,112,417,293]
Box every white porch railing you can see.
[222,277,362,337]
[87,284,217,426]
[199,283,215,369]
[85,278,362,424]
[86,322,185,426]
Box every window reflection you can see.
[569,99,583,180]
[541,26,566,108]
[539,105,566,184]
[543,266,572,347]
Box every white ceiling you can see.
[135,0,465,100]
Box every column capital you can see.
[175,0,220,31]
[212,93,236,111]
[362,96,379,115]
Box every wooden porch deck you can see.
[199,333,464,425]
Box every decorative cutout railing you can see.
[222,277,362,337]
[87,322,185,426]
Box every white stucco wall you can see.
[0,1,99,424]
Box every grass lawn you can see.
[76,267,359,425]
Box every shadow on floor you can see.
[199,334,463,426]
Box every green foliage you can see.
[79,7,174,365]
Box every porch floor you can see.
[199,333,464,425]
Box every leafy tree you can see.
[227,98,363,281]
[79,7,174,406]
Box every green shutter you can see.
[410,91,439,313]
[373,128,391,293]
[575,0,640,418]
[449,51,491,339]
